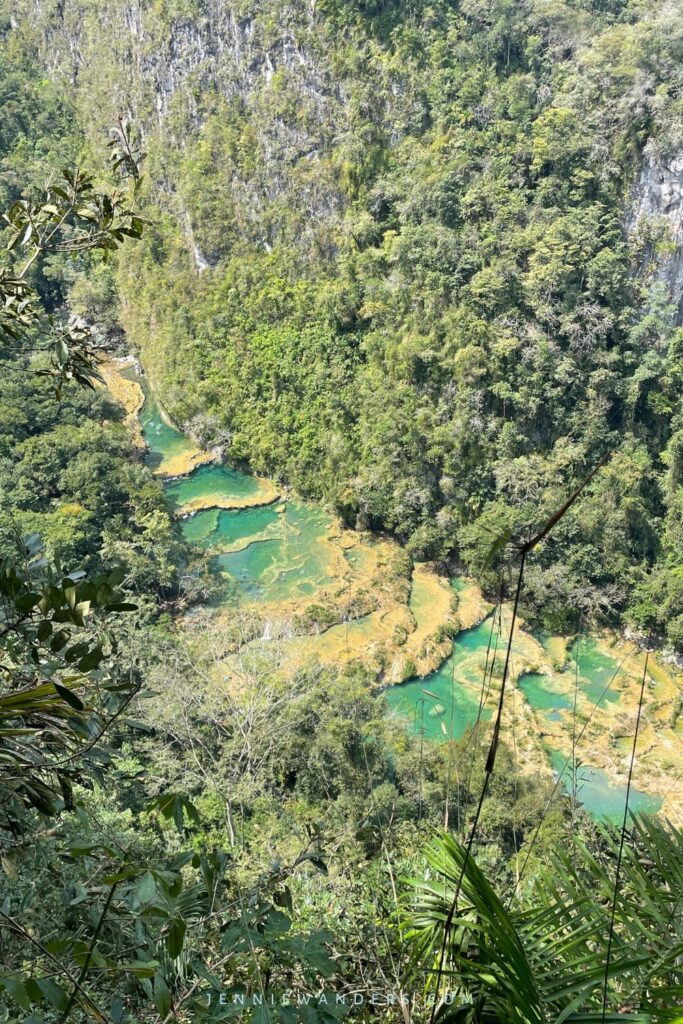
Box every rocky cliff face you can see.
[629,144,683,323]
[16,0,355,267]
[18,1,683,307]
[21,1,334,120]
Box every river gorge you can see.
[105,359,683,825]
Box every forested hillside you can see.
[0,37,185,596]
[8,0,683,646]
[1,2,683,1022]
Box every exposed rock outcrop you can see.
[628,144,683,323]
[18,0,348,265]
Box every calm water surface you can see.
[133,372,663,820]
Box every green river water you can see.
[135,373,664,822]
[139,381,340,603]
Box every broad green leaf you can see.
[153,972,171,1018]
[77,645,103,672]
[2,976,30,1010]
[166,917,187,959]
[36,978,69,1011]
[53,683,85,710]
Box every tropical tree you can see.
[0,116,144,394]
[404,819,683,1022]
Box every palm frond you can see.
[404,820,683,1023]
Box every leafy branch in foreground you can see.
[404,819,683,1023]
[0,796,343,1023]
[0,117,144,394]
[0,535,139,825]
